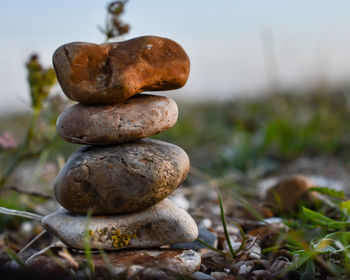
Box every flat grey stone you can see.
[42,199,198,250]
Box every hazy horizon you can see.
[1,0,350,114]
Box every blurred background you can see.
[1,0,350,252]
[1,0,350,112]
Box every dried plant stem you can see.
[0,207,43,221]
[18,229,47,256]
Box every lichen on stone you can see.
[110,229,137,248]
[88,226,137,248]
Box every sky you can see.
[1,0,350,113]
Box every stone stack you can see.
[42,36,199,252]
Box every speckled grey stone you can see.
[41,199,198,250]
[56,94,178,145]
[54,138,190,214]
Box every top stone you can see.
[53,36,190,104]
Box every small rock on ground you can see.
[191,271,216,280]
[26,246,201,278]
[263,175,319,212]
[171,226,217,251]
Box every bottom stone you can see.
[25,246,201,278]
[42,199,198,250]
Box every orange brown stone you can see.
[53,36,190,104]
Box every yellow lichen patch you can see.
[88,227,137,248]
[91,230,99,241]
[110,229,137,248]
[87,229,98,241]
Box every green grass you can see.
[155,86,350,176]
[276,186,350,278]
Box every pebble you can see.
[171,226,217,251]
[210,272,228,280]
[215,225,240,236]
[269,256,290,274]
[223,236,261,260]
[169,190,190,210]
[26,246,201,277]
[252,270,272,280]
[53,36,190,104]
[263,175,319,212]
[191,271,216,280]
[19,221,35,238]
[231,260,254,275]
[41,199,198,250]
[199,218,212,228]
[222,236,241,253]
[248,242,262,260]
[56,94,178,145]
[199,250,231,272]
[54,138,190,214]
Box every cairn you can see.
[41,36,198,252]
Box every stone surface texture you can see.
[41,199,198,250]
[56,94,178,145]
[26,246,201,277]
[54,138,190,214]
[53,36,190,104]
[171,226,218,251]
[263,175,319,212]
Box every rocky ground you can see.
[0,156,348,279]
[2,89,350,279]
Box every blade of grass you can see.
[217,191,236,258]
[327,221,350,229]
[4,247,26,269]
[196,238,227,256]
[300,259,315,280]
[84,211,95,280]
[45,248,73,276]
[18,229,47,256]
[233,194,267,224]
[98,247,114,279]
[57,247,79,269]
[231,222,246,255]
[272,190,284,212]
[309,187,345,199]
[303,207,342,228]
[342,232,350,275]
[26,148,50,189]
